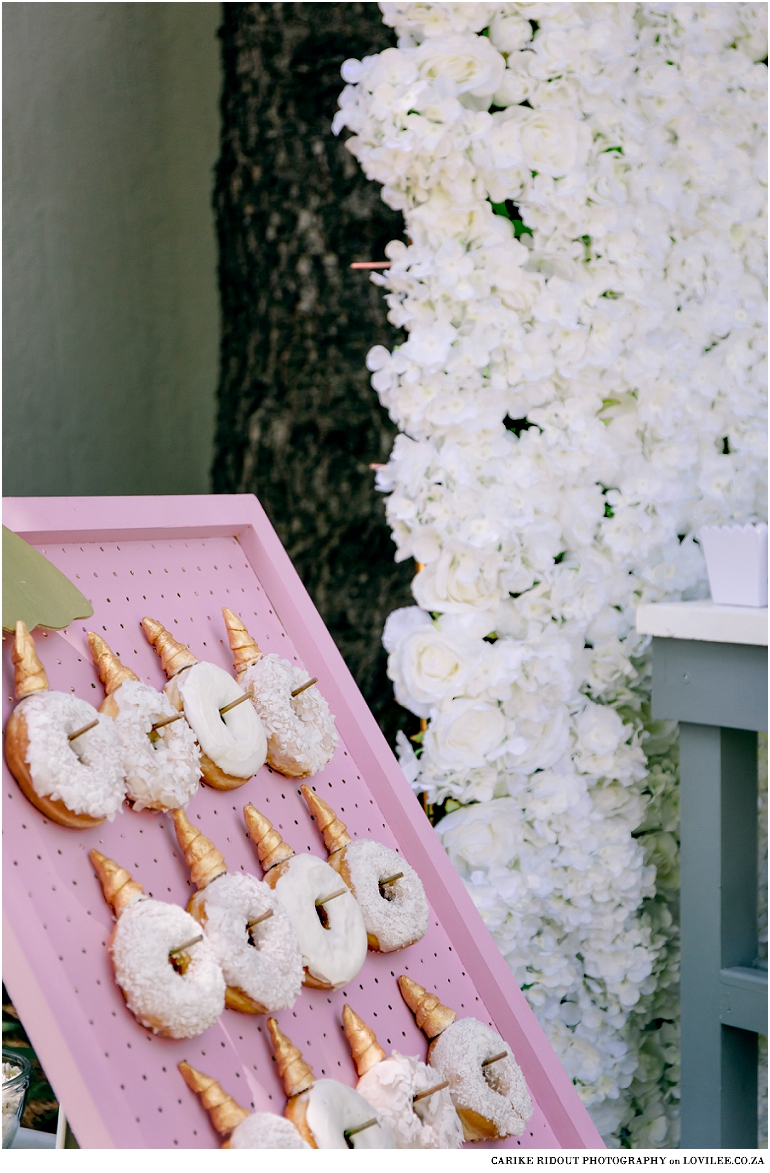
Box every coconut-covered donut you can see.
[91,850,225,1038]
[179,1063,311,1149]
[224,609,338,778]
[244,804,367,990]
[398,976,532,1142]
[268,1019,396,1150]
[344,1005,463,1149]
[3,622,126,828]
[302,787,429,953]
[173,809,303,1014]
[141,618,266,790]
[89,633,201,812]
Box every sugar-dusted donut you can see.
[302,787,429,953]
[173,809,303,1014]
[224,609,338,778]
[3,622,125,828]
[344,1005,463,1149]
[179,1063,310,1149]
[268,1019,396,1149]
[88,632,201,812]
[141,618,266,790]
[398,976,532,1142]
[244,804,367,990]
[90,850,225,1038]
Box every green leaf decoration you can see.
[2,526,94,632]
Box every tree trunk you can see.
[212,2,414,744]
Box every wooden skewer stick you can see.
[68,719,99,742]
[350,262,391,270]
[315,888,348,907]
[344,1117,379,1138]
[413,1080,450,1104]
[169,934,203,957]
[291,676,318,698]
[482,1051,508,1068]
[219,692,252,716]
[247,909,274,930]
[379,872,403,887]
[150,712,185,733]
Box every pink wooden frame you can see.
[3,495,602,1149]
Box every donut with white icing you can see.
[302,787,429,953]
[4,623,125,828]
[244,804,368,990]
[223,608,338,778]
[91,850,225,1039]
[179,1062,311,1149]
[141,618,267,790]
[89,632,201,812]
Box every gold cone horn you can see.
[140,616,197,678]
[12,621,48,699]
[342,1005,386,1076]
[178,1062,250,1136]
[222,608,262,675]
[243,804,295,873]
[87,631,139,694]
[397,975,456,1039]
[89,849,144,917]
[172,808,227,889]
[300,786,350,855]
[267,1018,315,1098]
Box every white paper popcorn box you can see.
[699,524,768,608]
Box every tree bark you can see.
[212,2,414,743]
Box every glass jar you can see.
[2,1050,32,1148]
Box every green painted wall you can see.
[3,2,221,497]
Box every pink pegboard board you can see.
[2,495,603,1150]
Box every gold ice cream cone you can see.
[90,849,144,917]
[172,808,227,889]
[267,1018,315,1098]
[243,803,295,872]
[178,1062,250,1135]
[300,786,350,855]
[87,631,140,694]
[342,1005,386,1076]
[222,608,262,675]
[12,620,48,699]
[397,975,456,1039]
[140,617,197,678]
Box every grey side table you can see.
[637,601,768,1149]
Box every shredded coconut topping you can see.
[189,872,303,1012]
[302,1079,396,1149]
[428,1019,532,1139]
[229,1113,310,1149]
[357,1052,463,1149]
[110,897,225,1038]
[241,655,338,777]
[111,679,200,811]
[177,661,266,778]
[21,691,125,819]
[344,840,429,952]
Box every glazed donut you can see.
[91,850,225,1038]
[302,787,428,953]
[89,633,201,812]
[398,976,532,1142]
[173,809,303,1014]
[4,622,125,828]
[244,804,367,990]
[224,609,338,778]
[141,618,266,790]
[344,1005,463,1150]
[268,1019,396,1150]
[178,1063,310,1149]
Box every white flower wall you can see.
[334,2,767,1146]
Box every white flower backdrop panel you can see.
[334,1,768,1148]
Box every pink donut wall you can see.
[2,495,602,1150]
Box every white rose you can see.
[413,551,504,612]
[382,605,433,655]
[413,34,506,98]
[425,698,506,769]
[516,108,583,177]
[435,798,523,875]
[387,624,479,716]
[488,14,533,54]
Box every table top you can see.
[636,600,768,647]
